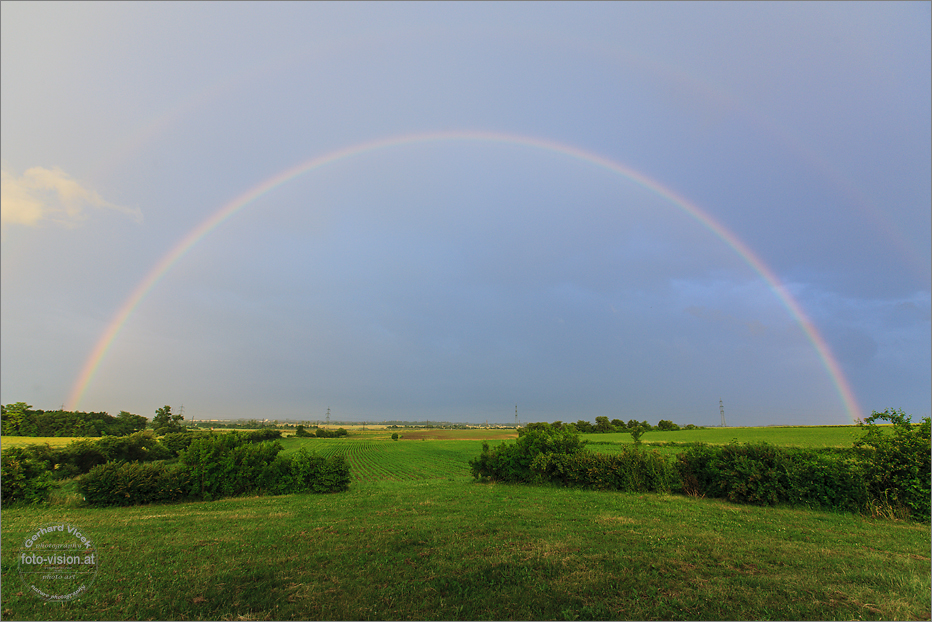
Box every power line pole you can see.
[720,399,726,427]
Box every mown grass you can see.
[2,477,929,621]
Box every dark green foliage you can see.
[594,416,616,433]
[242,428,283,442]
[681,442,791,505]
[574,420,595,433]
[854,409,931,520]
[152,405,186,435]
[629,425,646,444]
[656,419,680,431]
[96,430,173,463]
[315,427,348,438]
[391,433,399,441]
[295,425,313,437]
[1,402,147,437]
[531,447,679,493]
[56,439,109,477]
[782,448,867,512]
[160,431,198,456]
[676,443,870,513]
[178,431,349,502]
[0,446,55,503]
[469,423,585,482]
[181,433,282,500]
[274,450,352,494]
[77,461,191,507]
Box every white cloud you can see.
[0,163,141,236]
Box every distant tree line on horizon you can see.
[1,403,148,437]
[548,417,700,434]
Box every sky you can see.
[1,2,929,426]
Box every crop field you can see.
[1,436,92,449]
[583,425,871,448]
[281,436,482,482]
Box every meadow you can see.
[1,425,928,620]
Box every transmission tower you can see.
[326,407,330,426]
[720,399,726,427]
[515,404,518,428]
[178,404,185,420]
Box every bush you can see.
[469,423,584,482]
[854,409,931,521]
[315,427,348,438]
[160,431,198,456]
[78,461,191,507]
[181,434,282,500]
[243,428,283,442]
[96,430,173,463]
[56,439,108,478]
[782,448,866,513]
[532,447,679,493]
[1,446,55,503]
[275,450,351,494]
[676,442,870,512]
[295,425,312,437]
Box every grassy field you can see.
[583,425,870,448]
[3,475,929,621]
[2,426,930,620]
[1,436,94,449]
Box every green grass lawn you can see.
[2,478,928,621]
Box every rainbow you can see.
[66,130,862,421]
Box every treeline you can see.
[556,417,699,434]
[1,403,147,437]
[1,428,350,506]
[295,425,348,438]
[470,409,931,522]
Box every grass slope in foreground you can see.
[2,477,929,621]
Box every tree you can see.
[391,433,399,441]
[152,405,185,435]
[629,424,647,444]
[610,419,625,429]
[116,411,148,435]
[1,402,31,436]
[575,419,595,433]
[595,416,615,433]
[657,419,680,431]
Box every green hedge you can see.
[471,411,930,522]
[77,461,191,507]
[76,432,352,506]
[1,446,55,504]
[532,448,679,493]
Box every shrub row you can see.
[531,448,679,493]
[471,410,930,522]
[675,443,868,512]
[76,433,350,506]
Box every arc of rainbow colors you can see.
[66,130,862,422]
